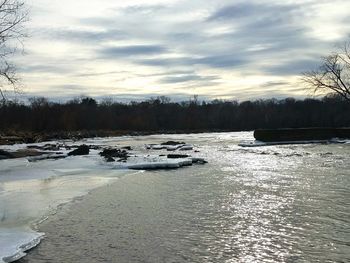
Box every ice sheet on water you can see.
[0,227,43,263]
[0,150,131,262]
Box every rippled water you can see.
[14,132,350,262]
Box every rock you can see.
[28,153,67,162]
[0,149,14,159]
[88,145,102,150]
[68,144,90,156]
[12,149,46,158]
[105,155,115,162]
[191,158,208,164]
[167,154,189,159]
[100,148,129,160]
[161,141,185,146]
[121,146,132,150]
[0,149,46,159]
[27,143,61,151]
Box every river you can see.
[1,132,349,262]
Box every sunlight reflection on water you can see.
[14,132,350,263]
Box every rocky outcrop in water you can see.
[167,154,189,159]
[68,145,90,156]
[99,148,129,162]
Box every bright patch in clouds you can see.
[10,0,350,101]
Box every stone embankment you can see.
[254,127,350,142]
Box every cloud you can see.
[53,28,127,42]
[18,64,70,74]
[263,58,321,75]
[260,81,290,88]
[208,2,300,21]
[16,0,350,101]
[99,45,167,58]
[159,73,219,84]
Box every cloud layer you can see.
[10,0,350,101]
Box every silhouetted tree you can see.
[303,40,350,102]
[1,96,350,133]
[0,0,28,102]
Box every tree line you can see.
[1,95,349,134]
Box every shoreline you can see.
[0,129,239,146]
[15,170,169,263]
[5,172,134,263]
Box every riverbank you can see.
[0,129,237,146]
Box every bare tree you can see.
[303,40,350,102]
[0,0,27,102]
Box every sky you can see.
[8,0,350,102]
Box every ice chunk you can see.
[0,227,43,263]
[179,145,193,151]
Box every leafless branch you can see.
[302,39,350,102]
[0,0,27,100]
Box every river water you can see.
[1,132,350,262]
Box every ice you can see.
[120,156,196,170]
[0,227,43,263]
[0,136,208,262]
[179,144,193,151]
[0,151,131,262]
[145,143,194,151]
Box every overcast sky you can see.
[10,0,350,101]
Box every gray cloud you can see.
[57,29,126,42]
[19,0,350,100]
[208,2,300,21]
[263,58,321,75]
[99,45,167,58]
[136,54,247,69]
[160,74,219,84]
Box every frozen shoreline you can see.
[0,136,207,262]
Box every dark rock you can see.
[167,154,189,159]
[88,145,102,150]
[68,145,90,156]
[0,149,14,159]
[99,148,128,159]
[1,149,46,159]
[12,149,46,158]
[28,153,67,162]
[121,146,132,150]
[161,141,185,146]
[192,158,208,164]
[27,143,61,151]
[105,155,115,162]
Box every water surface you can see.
[17,132,350,262]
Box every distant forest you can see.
[1,95,350,133]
